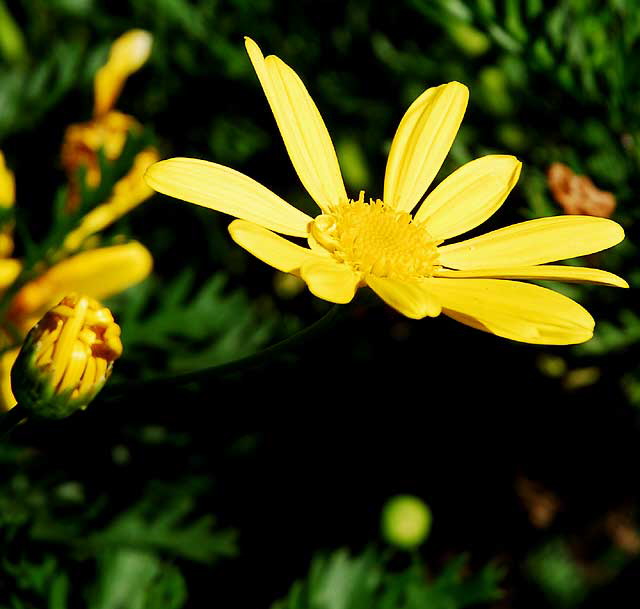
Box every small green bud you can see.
[381,495,432,549]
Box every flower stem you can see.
[105,303,343,398]
[195,302,342,378]
[0,403,27,438]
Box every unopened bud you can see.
[11,294,122,419]
[381,495,432,549]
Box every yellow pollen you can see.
[310,194,439,279]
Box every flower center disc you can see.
[311,194,438,280]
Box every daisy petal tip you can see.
[300,261,359,305]
[568,327,595,346]
[450,80,469,93]
[143,157,185,192]
[143,160,164,189]
[614,275,630,289]
[505,157,523,187]
[613,220,626,243]
[244,36,261,53]
[227,218,245,236]
[444,81,470,103]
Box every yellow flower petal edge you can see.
[434,265,628,288]
[366,276,441,319]
[299,259,360,304]
[383,82,468,213]
[438,216,625,270]
[423,278,595,345]
[10,242,152,321]
[145,157,312,237]
[415,155,521,240]
[0,259,21,289]
[94,29,153,116]
[245,37,347,212]
[0,348,19,411]
[0,151,15,208]
[228,219,327,273]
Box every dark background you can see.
[1,1,639,607]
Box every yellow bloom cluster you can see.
[61,29,158,211]
[0,30,157,411]
[146,38,626,345]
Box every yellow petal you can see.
[383,82,468,213]
[0,234,14,258]
[299,259,360,304]
[366,276,441,319]
[10,242,152,320]
[0,348,19,411]
[434,265,628,287]
[0,258,21,289]
[423,277,594,344]
[438,216,625,270]
[94,29,153,116]
[145,157,312,238]
[0,150,15,208]
[415,155,521,240]
[228,219,326,273]
[245,37,347,212]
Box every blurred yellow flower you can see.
[146,38,627,345]
[0,243,152,411]
[93,29,153,118]
[0,151,15,209]
[61,29,156,211]
[63,147,160,251]
[11,294,122,419]
[0,151,15,257]
[0,131,154,412]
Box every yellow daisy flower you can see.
[145,37,627,345]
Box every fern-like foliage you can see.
[111,270,300,379]
[273,549,504,609]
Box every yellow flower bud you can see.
[11,294,122,419]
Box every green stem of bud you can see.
[0,403,27,437]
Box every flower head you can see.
[11,294,122,419]
[145,38,627,345]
